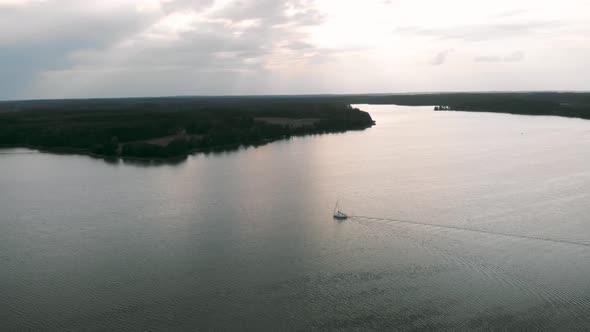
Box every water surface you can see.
[2,105,590,330]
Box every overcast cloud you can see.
[1,0,589,99]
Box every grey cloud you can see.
[126,0,321,69]
[0,0,162,98]
[0,1,157,46]
[160,0,215,12]
[114,31,271,70]
[1,0,326,99]
[283,40,315,50]
[430,50,450,66]
[214,0,323,26]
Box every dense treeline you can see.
[2,92,589,119]
[331,92,590,119]
[1,92,589,159]
[0,98,374,159]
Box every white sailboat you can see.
[333,200,348,219]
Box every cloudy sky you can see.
[1,0,589,100]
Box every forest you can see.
[0,97,375,159]
[1,92,589,159]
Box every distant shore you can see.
[1,135,314,162]
[2,92,589,160]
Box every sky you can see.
[1,0,589,100]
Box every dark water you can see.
[2,105,590,330]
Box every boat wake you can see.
[348,215,590,249]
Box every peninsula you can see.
[0,96,375,160]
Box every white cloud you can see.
[1,0,589,99]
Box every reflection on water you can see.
[2,105,590,330]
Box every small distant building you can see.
[434,105,452,111]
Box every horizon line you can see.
[2,90,590,103]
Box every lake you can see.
[2,105,590,330]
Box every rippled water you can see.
[2,105,590,330]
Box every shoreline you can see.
[0,98,375,162]
[0,126,373,162]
